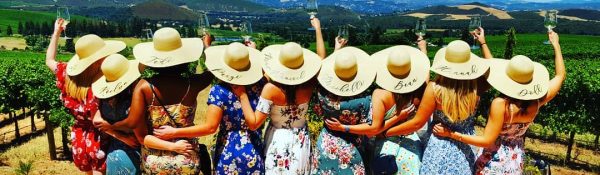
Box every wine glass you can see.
[199,13,210,36]
[415,19,426,37]
[338,25,349,41]
[468,14,482,50]
[543,10,558,44]
[240,21,253,43]
[57,7,70,38]
[306,0,318,19]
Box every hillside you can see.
[180,0,268,12]
[559,9,600,21]
[132,0,198,21]
[406,4,512,20]
[0,9,92,33]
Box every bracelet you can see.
[344,125,350,133]
[480,42,487,45]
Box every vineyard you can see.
[0,33,599,174]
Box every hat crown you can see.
[334,52,358,81]
[75,34,106,59]
[445,40,471,63]
[101,54,129,82]
[224,42,250,71]
[506,55,534,84]
[153,28,183,51]
[387,49,411,77]
[279,42,304,69]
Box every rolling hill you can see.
[0,9,93,33]
[406,4,512,20]
[132,0,198,21]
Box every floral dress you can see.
[310,87,372,175]
[371,105,423,175]
[99,88,141,175]
[256,97,310,175]
[209,80,266,175]
[141,83,202,175]
[55,62,106,172]
[420,110,478,175]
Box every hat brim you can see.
[261,45,322,85]
[317,47,376,97]
[133,38,204,68]
[372,45,430,94]
[67,40,126,76]
[487,59,550,100]
[431,47,489,80]
[204,45,263,85]
[92,60,141,99]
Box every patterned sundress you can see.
[208,80,266,175]
[141,83,202,175]
[310,87,372,175]
[256,97,311,175]
[370,105,423,175]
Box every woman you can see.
[433,32,565,174]
[310,44,376,174]
[91,54,142,175]
[45,18,126,175]
[383,28,493,174]
[112,27,213,174]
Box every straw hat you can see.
[261,42,321,85]
[66,34,126,76]
[487,55,549,100]
[317,47,376,96]
[372,45,430,94]
[133,27,203,68]
[205,42,263,85]
[92,54,141,99]
[431,40,489,80]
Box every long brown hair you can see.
[64,60,103,101]
[434,76,479,122]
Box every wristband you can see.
[344,125,350,133]
[480,42,487,45]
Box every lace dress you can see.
[257,98,311,175]
[310,87,372,175]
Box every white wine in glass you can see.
[338,25,349,41]
[240,21,253,43]
[544,10,558,32]
[57,7,70,38]
[415,19,426,37]
[199,13,210,36]
[306,0,318,19]
[468,14,482,50]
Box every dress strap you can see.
[505,98,515,124]
[149,82,156,106]
[179,79,191,104]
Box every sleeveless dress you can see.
[475,100,538,175]
[141,82,202,175]
[310,87,372,175]
[99,88,141,175]
[256,97,311,175]
[208,80,266,175]
[370,105,423,175]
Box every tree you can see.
[18,21,23,35]
[64,38,75,53]
[6,25,13,36]
[460,27,473,46]
[504,27,516,59]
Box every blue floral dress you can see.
[370,105,423,175]
[208,80,266,175]
[310,87,371,175]
[420,110,478,175]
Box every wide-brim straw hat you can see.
[317,47,376,96]
[205,42,263,85]
[261,42,321,85]
[66,34,126,76]
[372,45,430,94]
[431,40,489,80]
[487,55,549,100]
[92,54,141,99]
[133,27,203,68]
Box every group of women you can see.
[44,16,565,175]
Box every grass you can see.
[0,9,93,36]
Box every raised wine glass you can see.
[307,0,318,19]
[415,19,426,37]
[543,10,558,44]
[199,12,210,36]
[57,7,70,38]
[240,21,253,44]
[468,14,482,50]
[338,25,349,41]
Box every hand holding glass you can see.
[306,0,318,19]
[415,19,426,37]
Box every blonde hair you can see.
[64,60,103,101]
[434,76,479,122]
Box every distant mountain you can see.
[405,4,513,20]
[132,0,198,21]
[559,9,600,21]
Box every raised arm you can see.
[311,18,326,59]
[231,84,270,131]
[152,105,222,139]
[203,31,212,48]
[93,112,139,148]
[540,31,566,105]
[45,19,65,72]
[434,97,505,147]
[473,27,492,59]
[385,82,435,137]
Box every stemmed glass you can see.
[337,25,349,41]
[306,0,318,30]
[199,12,210,36]
[240,21,253,44]
[415,19,426,37]
[543,10,558,44]
[468,14,482,50]
[57,7,70,38]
